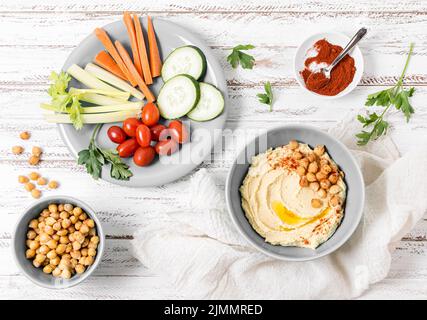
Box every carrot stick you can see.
[123,12,143,77]
[94,27,138,86]
[133,13,153,85]
[94,51,127,81]
[147,16,162,78]
[115,40,156,102]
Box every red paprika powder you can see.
[300,39,356,96]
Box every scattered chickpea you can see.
[12,146,24,155]
[318,189,327,199]
[31,189,42,199]
[24,182,35,192]
[28,172,39,180]
[311,198,323,209]
[37,177,47,186]
[18,175,29,184]
[28,155,40,166]
[329,195,342,207]
[32,146,42,157]
[20,131,30,140]
[48,180,59,189]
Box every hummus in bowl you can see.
[240,142,346,249]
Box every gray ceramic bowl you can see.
[225,125,365,261]
[12,196,105,289]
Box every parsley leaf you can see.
[227,44,255,69]
[356,43,415,145]
[78,124,133,181]
[257,81,274,111]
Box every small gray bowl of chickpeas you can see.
[12,196,105,289]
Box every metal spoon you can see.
[321,28,367,79]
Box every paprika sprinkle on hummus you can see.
[300,39,356,96]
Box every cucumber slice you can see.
[157,74,200,119]
[161,46,207,82]
[187,83,224,121]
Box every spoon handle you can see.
[327,28,367,71]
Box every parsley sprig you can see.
[356,43,415,145]
[227,44,256,69]
[257,81,274,111]
[78,124,132,181]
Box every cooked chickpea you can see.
[64,204,73,212]
[52,222,61,232]
[29,240,40,250]
[57,229,67,236]
[61,219,71,229]
[68,226,75,234]
[306,172,317,182]
[314,145,325,156]
[74,221,82,231]
[73,207,83,216]
[26,249,36,259]
[32,146,42,157]
[47,250,57,260]
[299,158,309,169]
[52,267,61,277]
[29,219,38,229]
[84,219,95,228]
[309,182,320,192]
[59,236,69,244]
[20,131,31,140]
[88,241,97,249]
[52,234,60,241]
[39,233,50,244]
[307,153,316,162]
[320,179,331,190]
[318,189,327,199]
[39,245,50,255]
[295,166,305,177]
[33,260,41,268]
[75,264,85,274]
[72,241,81,251]
[18,176,29,184]
[31,189,41,199]
[46,239,57,250]
[81,248,88,257]
[28,155,40,166]
[50,256,60,266]
[55,244,66,254]
[69,215,78,224]
[90,236,99,245]
[65,243,72,253]
[329,195,342,207]
[44,225,54,235]
[87,248,96,257]
[321,164,332,175]
[84,256,94,266]
[316,171,327,181]
[59,211,69,219]
[329,185,342,195]
[61,269,72,279]
[328,173,339,184]
[48,180,59,189]
[45,217,56,226]
[89,228,96,236]
[80,224,89,234]
[299,176,309,187]
[79,213,87,221]
[12,145,24,155]
[34,254,46,264]
[43,265,54,274]
[28,172,39,180]
[293,151,303,160]
[311,198,323,209]
[27,230,37,240]
[288,140,299,149]
[70,250,81,260]
[308,161,319,173]
[24,182,35,192]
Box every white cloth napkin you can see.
[132,115,427,299]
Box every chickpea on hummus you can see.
[240,140,346,249]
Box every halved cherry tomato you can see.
[141,102,160,126]
[117,138,138,158]
[168,120,189,144]
[150,124,166,141]
[155,139,179,156]
[135,124,151,147]
[133,146,156,167]
[107,126,127,144]
[123,118,141,137]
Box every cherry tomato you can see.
[117,138,138,158]
[135,124,152,147]
[155,139,179,156]
[123,118,141,137]
[150,124,167,141]
[133,146,156,167]
[168,120,189,144]
[141,102,160,126]
[107,126,127,144]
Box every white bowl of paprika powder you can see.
[294,31,364,99]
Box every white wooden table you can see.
[1,0,427,299]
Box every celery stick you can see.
[85,63,145,100]
[44,110,140,124]
[69,88,130,100]
[67,64,125,94]
[82,102,142,113]
[79,93,129,105]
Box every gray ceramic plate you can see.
[225,125,365,261]
[59,18,228,187]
